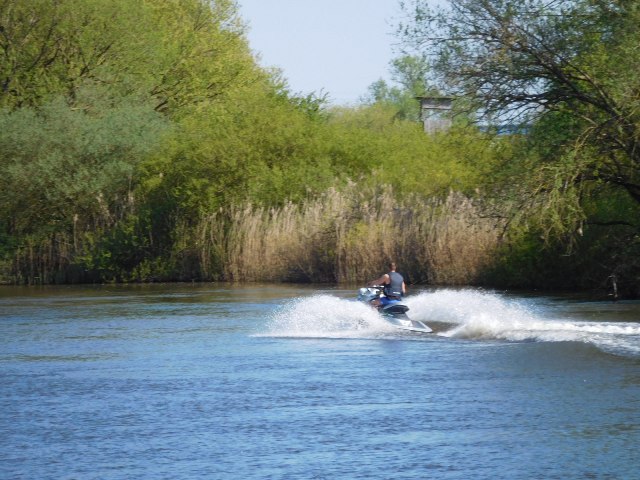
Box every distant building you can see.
[417,96,453,134]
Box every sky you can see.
[237,0,405,105]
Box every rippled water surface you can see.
[1,284,639,479]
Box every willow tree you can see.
[0,0,256,114]
[399,0,640,291]
[401,0,640,202]
[0,0,160,108]
[142,0,258,115]
[0,0,263,283]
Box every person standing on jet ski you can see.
[367,262,406,307]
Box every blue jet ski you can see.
[357,286,432,333]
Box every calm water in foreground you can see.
[1,284,639,479]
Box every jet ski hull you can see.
[384,315,433,333]
[357,287,433,333]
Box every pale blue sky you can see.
[237,0,405,105]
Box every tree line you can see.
[0,0,637,297]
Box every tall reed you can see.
[197,185,504,285]
[3,185,504,285]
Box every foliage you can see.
[405,0,640,201]
[139,84,336,221]
[0,0,256,114]
[0,87,168,237]
[400,0,640,293]
[0,0,257,283]
[362,54,438,121]
[326,105,510,198]
[0,0,158,107]
[400,0,640,201]
[1,0,638,296]
[143,0,258,115]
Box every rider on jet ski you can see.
[367,262,406,307]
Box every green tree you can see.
[0,0,160,108]
[0,87,168,238]
[400,0,640,210]
[0,0,271,283]
[400,0,640,293]
[363,54,437,121]
[144,0,258,115]
[0,0,257,115]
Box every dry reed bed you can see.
[7,187,504,285]
[198,186,504,285]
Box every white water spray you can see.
[406,289,640,355]
[265,294,396,338]
[264,289,640,355]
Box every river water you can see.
[1,284,639,479]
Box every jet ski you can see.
[357,286,433,333]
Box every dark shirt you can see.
[385,271,404,299]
